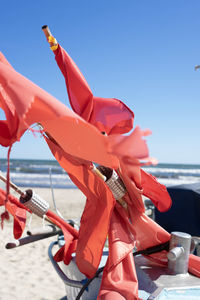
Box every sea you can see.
[0,159,200,189]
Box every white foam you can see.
[158,176,200,187]
[144,167,200,175]
[1,172,74,188]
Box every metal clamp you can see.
[168,231,191,274]
[97,166,126,200]
[20,189,49,218]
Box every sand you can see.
[0,188,86,300]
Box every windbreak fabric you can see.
[0,50,119,242]
[53,45,134,135]
[97,201,170,300]
[45,130,172,299]
[141,170,172,212]
[0,188,27,239]
[0,48,174,300]
[45,137,116,277]
[52,44,172,213]
[98,210,139,300]
[189,255,200,277]
[0,52,118,169]
[45,135,140,298]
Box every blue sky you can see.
[0,1,200,164]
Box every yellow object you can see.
[48,36,57,44]
[50,44,58,51]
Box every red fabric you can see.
[0,52,118,168]
[108,126,149,160]
[0,188,6,206]
[44,202,79,264]
[45,137,116,277]
[97,202,170,299]
[54,226,77,265]
[118,159,172,213]
[141,169,172,212]
[128,209,170,252]
[52,44,172,217]
[46,208,79,239]
[54,45,93,120]
[0,52,14,68]
[0,188,26,239]
[0,49,174,299]
[99,292,127,300]
[1,44,200,300]
[119,159,145,213]
[188,254,200,277]
[6,200,26,239]
[98,252,138,300]
[53,45,134,135]
[1,210,9,227]
[45,133,171,299]
[98,208,138,300]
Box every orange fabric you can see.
[0,52,118,168]
[119,159,145,213]
[141,169,172,212]
[98,253,138,300]
[53,45,134,135]
[45,137,116,277]
[98,291,126,300]
[97,202,170,299]
[96,188,170,299]
[108,126,149,161]
[128,209,170,251]
[188,254,200,277]
[53,225,77,265]
[98,208,138,300]
[54,45,93,120]
[0,49,175,299]
[118,158,172,213]
[45,135,171,298]
[0,188,27,239]
[52,44,172,214]
[1,44,200,299]
[0,52,14,68]
[6,200,26,240]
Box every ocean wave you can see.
[1,172,75,189]
[29,164,61,169]
[1,159,200,189]
[12,167,63,174]
[143,167,200,177]
[158,176,200,187]
[0,159,62,174]
[9,172,70,179]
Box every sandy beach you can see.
[0,188,86,300]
